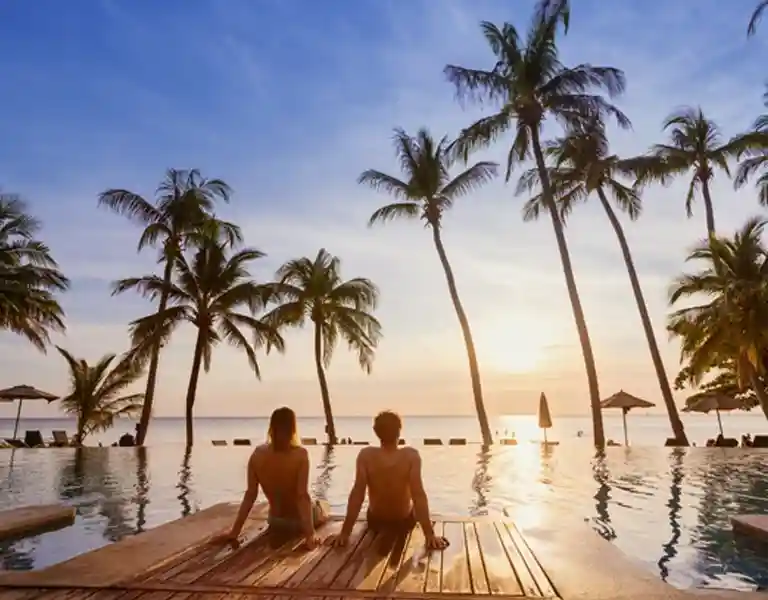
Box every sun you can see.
[477,315,554,374]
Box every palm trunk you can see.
[700,180,716,237]
[184,329,205,448]
[314,319,337,444]
[531,127,605,448]
[136,259,174,446]
[596,188,688,446]
[747,364,768,419]
[431,224,492,445]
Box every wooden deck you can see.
[0,505,75,542]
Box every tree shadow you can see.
[591,450,616,541]
[134,447,149,534]
[177,448,193,518]
[312,445,335,502]
[470,445,493,516]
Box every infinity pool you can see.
[1,446,767,592]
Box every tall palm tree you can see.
[358,128,496,444]
[637,108,743,238]
[748,1,768,36]
[734,89,768,205]
[0,193,69,350]
[517,123,689,444]
[668,217,768,419]
[263,249,381,444]
[98,169,242,445]
[114,241,283,447]
[444,3,629,447]
[56,346,144,445]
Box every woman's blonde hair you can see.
[267,407,300,451]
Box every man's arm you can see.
[340,450,369,537]
[408,449,435,538]
[228,452,260,539]
[296,448,315,539]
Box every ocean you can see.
[1,413,765,446]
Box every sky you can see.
[1,0,767,422]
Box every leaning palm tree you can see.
[444,3,629,447]
[518,123,689,445]
[0,193,69,350]
[734,89,768,205]
[637,108,743,238]
[358,128,496,444]
[263,249,381,444]
[98,169,242,445]
[56,346,144,445]
[748,0,768,36]
[668,217,768,419]
[114,241,283,447]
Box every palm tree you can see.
[748,1,768,36]
[98,169,242,445]
[517,123,689,444]
[56,346,144,444]
[668,218,768,419]
[734,89,768,205]
[114,241,283,447]
[263,249,381,444]
[444,3,629,447]
[0,193,69,350]
[637,108,743,238]
[358,128,496,444]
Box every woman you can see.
[217,407,329,549]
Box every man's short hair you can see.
[373,410,402,443]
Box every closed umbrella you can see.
[682,392,742,437]
[0,385,59,440]
[538,392,553,443]
[600,390,655,446]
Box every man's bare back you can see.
[360,446,417,521]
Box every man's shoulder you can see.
[401,446,420,460]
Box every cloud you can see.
[1,0,766,423]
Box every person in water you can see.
[217,407,329,549]
[327,411,449,550]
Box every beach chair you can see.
[301,437,317,446]
[232,438,251,446]
[398,438,405,445]
[4,439,27,449]
[24,430,45,448]
[752,435,768,448]
[51,431,70,447]
[423,438,443,445]
[500,438,518,446]
[211,440,227,446]
[449,438,467,445]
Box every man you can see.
[327,411,449,550]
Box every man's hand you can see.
[425,533,450,551]
[325,532,350,547]
[210,531,241,549]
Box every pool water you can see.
[1,445,767,592]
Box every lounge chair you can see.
[751,435,768,448]
[51,431,70,447]
[423,438,443,445]
[211,440,228,446]
[3,439,27,449]
[24,430,45,448]
[233,438,251,446]
[449,438,467,445]
[301,437,317,445]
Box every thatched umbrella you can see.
[538,392,553,443]
[600,390,655,446]
[0,385,59,440]
[682,392,743,437]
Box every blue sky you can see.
[1,0,766,422]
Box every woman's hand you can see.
[303,532,321,550]
[211,531,241,549]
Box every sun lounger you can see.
[51,430,70,447]
[751,435,768,448]
[211,440,227,446]
[301,437,317,445]
[232,438,251,446]
[449,438,467,445]
[4,438,28,448]
[500,438,518,445]
[424,438,443,445]
[24,430,45,448]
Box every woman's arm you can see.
[228,452,260,539]
[296,448,315,540]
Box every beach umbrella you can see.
[0,385,59,440]
[682,392,743,437]
[600,390,655,447]
[538,392,553,443]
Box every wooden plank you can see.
[256,522,344,587]
[440,521,471,594]
[198,534,297,586]
[464,523,489,595]
[374,529,413,594]
[495,522,539,597]
[732,514,768,543]
[298,524,369,589]
[392,524,429,593]
[239,535,307,586]
[354,527,410,592]
[0,504,269,588]
[0,505,75,542]
[423,522,443,594]
[504,523,556,597]
[474,521,523,596]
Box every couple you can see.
[217,407,449,551]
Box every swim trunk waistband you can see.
[366,510,416,533]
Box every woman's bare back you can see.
[250,444,307,518]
